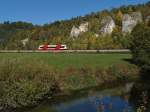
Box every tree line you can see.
[0,2,150,50]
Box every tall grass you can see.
[58,64,139,91]
[0,53,132,70]
[0,58,59,111]
[0,57,139,111]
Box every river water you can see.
[24,84,135,112]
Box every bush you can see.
[59,66,96,90]
[130,23,150,78]
[129,24,150,111]
[0,58,59,110]
[0,58,139,111]
[108,64,139,81]
[58,65,139,91]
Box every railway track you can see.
[0,49,130,53]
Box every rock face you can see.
[132,12,143,22]
[95,34,99,37]
[70,22,88,37]
[100,16,116,35]
[70,12,143,37]
[122,12,143,33]
[146,15,150,23]
[122,14,135,33]
[21,38,29,46]
[70,26,81,38]
[79,22,88,32]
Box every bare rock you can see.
[122,12,143,33]
[70,22,89,38]
[131,12,143,22]
[146,15,150,23]
[100,16,116,35]
[70,26,81,38]
[21,38,29,46]
[79,22,89,32]
[95,33,99,37]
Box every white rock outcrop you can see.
[146,15,150,23]
[70,22,89,37]
[21,38,29,46]
[122,12,143,33]
[79,22,89,32]
[100,16,116,35]
[132,12,143,22]
[95,34,99,37]
[70,26,81,38]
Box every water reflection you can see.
[54,92,133,112]
[26,86,134,112]
[130,79,150,112]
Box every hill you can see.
[0,2,150,50]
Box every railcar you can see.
[38,44,67,50]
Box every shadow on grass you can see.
[123,58,135,64]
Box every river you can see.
[22,83,136,112]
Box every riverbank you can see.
[0,53,139,111]
[17,83,135,112]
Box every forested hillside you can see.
[0,2,150,50]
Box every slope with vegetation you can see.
[0,2,149,50]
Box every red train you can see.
[38,44,68,50]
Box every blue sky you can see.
[0,0,149,25]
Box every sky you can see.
[0,0,149,25]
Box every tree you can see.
[130,23,150,77]
[130,23,150,112]
[114,10,123,26]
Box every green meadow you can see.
[0,53,132,70]
[0,52,140,111]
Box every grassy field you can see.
[0,53,140,111]
[0,53,132,69]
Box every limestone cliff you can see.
[146,15,150,23]
[21,38,29,46]
[100,16,116,35]
[122,12,143,33]
[70,22,88,37]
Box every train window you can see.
[48,47,56,48]
[60,46,65,48]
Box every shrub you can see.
[0,58,140,111]
[0,58,59,110]
[59,66,96,90]
[59,65,139,91]
[109,64,139,81]
[130,23,150,77]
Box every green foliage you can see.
[0,21,34,39]
[130,23,150,78]
[0,53,132,70]
[128,21,150,112]
[130,24,150,67]
[0,53,139,111]
[0,59,58,110]
[0,2,149,50]
[59,64,139,90]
